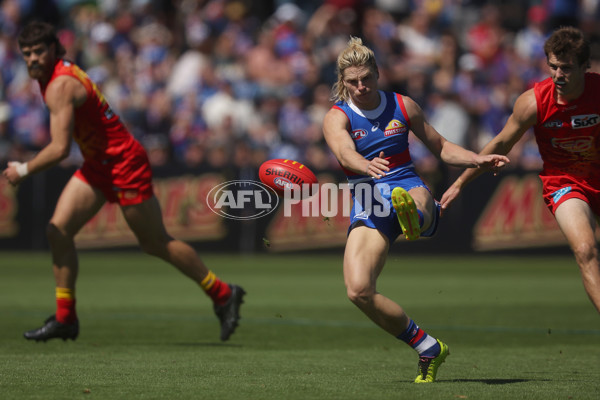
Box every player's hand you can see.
[3,161,25,186]
[474,154,510,175]
[439,184,461,217]
[365,151,390,179]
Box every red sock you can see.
[56,288,77,324]
[200,271,232,305]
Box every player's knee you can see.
[46,222,71,245]
[346,284,374,307]
[138,235,170,258]
[572,241,598,266]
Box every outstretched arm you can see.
[439,89,538,214]
[3,75,85,186]
[403,95,510,172]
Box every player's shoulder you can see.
[512,88,538,122]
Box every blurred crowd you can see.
[1,0,600,192]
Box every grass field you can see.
[1,250,599,400]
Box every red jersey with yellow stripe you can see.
[40,59,153,205]
[534,73,600,181]
[40,59,138,162]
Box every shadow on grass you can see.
[446,378,547,385]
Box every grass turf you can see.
[1,251,599,399]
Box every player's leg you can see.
[343,226,448,382]
[343,225,408,333]
[120,195,245,340]
[392,186,436,240]
[554,198,600,313]
[24,176,105,341]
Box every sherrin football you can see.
[259,159,318,198]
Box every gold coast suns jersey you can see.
[39,59,140,164]
[534,73,600,180]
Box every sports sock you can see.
[200,271,232,306]
[55,287,77,324]
[397,319,440,358]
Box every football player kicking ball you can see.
[2,22,245,342]
[441,26,600,314]
[323,37,508,382]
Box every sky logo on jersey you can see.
[384,120,407,137]
[551,136,593,152]
[351,129,368,140]
[571,114,600,129]
[543,119,564,129]
[552,186,572,204]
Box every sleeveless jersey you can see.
[39,59,140,164]
[534,72,600,180]
[332,91,413,183]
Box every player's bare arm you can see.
[323,107,390,178]
[3,75,85,186]
[403,95,509,170]
[440,89,537,212]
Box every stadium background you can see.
[0,0,598,253]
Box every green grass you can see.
[1,251,599,399]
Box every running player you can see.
[322,37,508,382]
[441,26,600,314]
[3,21,245,342]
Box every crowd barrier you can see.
[0,166,570,253]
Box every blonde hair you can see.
[331,37,379,103]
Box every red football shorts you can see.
[74,149,154,206]
[540,174,600,215]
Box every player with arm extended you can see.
[2,21,245,342]
[322,37,509,383]
[441,26,600,314]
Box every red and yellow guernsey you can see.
[39,59,142,165]
[534,72,600,180]
[39,59,152,205]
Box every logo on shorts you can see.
[118,190,139,200]
[552,186,572,204]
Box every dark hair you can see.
[544,26,590,67]
[17,21,66,57]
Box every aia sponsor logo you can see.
[551,136,593,152]
[384,120,407,137]
[351,129,368,140]
[571,114,600,129]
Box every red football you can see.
[259,159,318,198]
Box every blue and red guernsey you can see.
[534,72,600,180]
[332,91,413,183]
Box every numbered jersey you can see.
[40,59,139,163]
[534,73,600,180]
[332,91,413,183]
